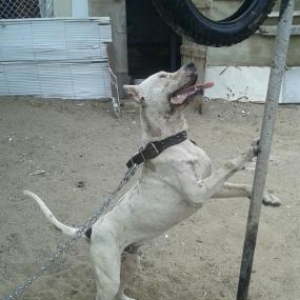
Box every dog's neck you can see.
[140,107,187,145]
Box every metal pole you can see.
[236,1,295,299]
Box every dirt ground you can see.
[0,98,299,300]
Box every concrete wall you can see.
[179,0,300,103]
[206,0,300,67]
[54,0,71,17]
[180,0,300,74]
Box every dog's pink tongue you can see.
[200,81,214,89]
[170,81,214,105]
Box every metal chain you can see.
[2,164,139,300]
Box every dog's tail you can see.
[23,190,79,236]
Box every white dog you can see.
[24,63,280,300]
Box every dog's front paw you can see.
[263,193,281,207]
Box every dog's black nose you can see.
[183,62,198,81]
[184,62,197,74]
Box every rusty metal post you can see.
[236,0,295,299]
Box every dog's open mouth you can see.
[170,81,214,106]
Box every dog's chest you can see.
[144,143,213,188]
[193,148,213,179]
[171,144,213,179]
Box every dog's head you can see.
[123,63,213,141]
[124,63,213,108]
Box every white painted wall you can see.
[204,66,300,103]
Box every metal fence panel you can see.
[0,18,111,62]
[0,0,54,19]
[0,17,113,100]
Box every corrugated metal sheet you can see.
[0,17,113,99]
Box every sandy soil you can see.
[0,98,299,300]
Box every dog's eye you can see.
[159,74,167,78]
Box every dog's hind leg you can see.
[90,235,122,300]
[117,245,141,300]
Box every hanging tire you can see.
[150,0,277,46]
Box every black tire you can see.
[150,0,277,46]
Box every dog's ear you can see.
[123,85,143,103]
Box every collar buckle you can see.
[149,142,159,155]
[140,142,160,162]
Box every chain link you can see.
[0,0,54,19]
[1,164,139,300]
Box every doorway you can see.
[126,0,181,81]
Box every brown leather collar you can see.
[126,131,188,168]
